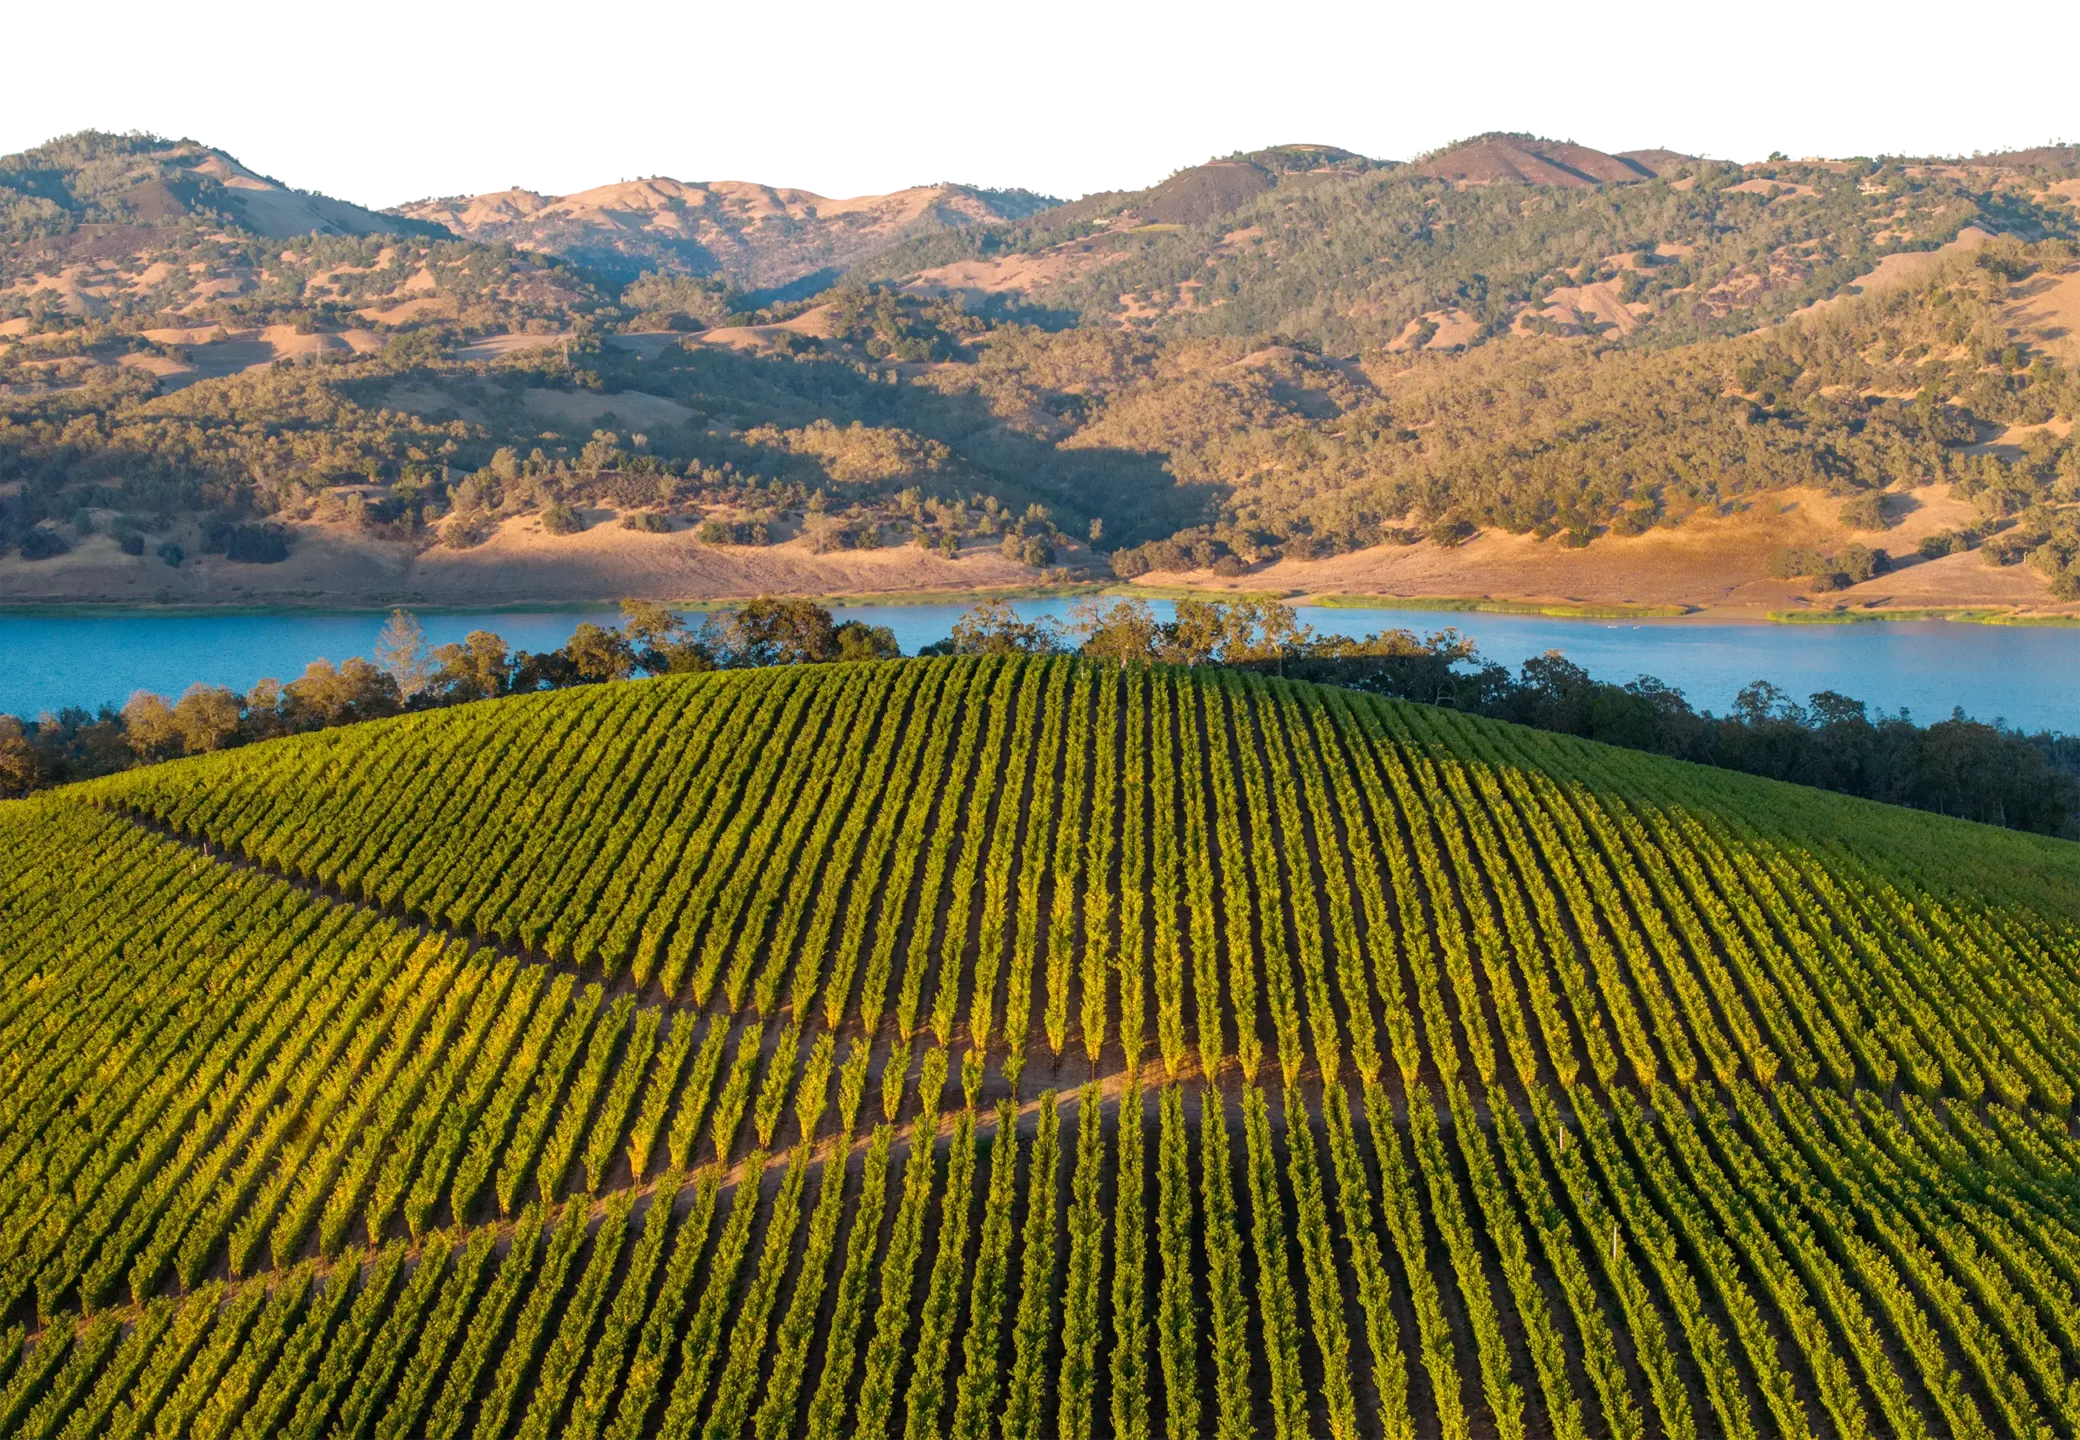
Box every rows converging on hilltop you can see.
[4,657,2080,1437]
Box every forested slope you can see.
[8,131,2080,598]
[6,657,2080,1438]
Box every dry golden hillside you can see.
[394,178,1060,291]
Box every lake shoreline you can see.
[11,597,2080,732]
[0,582,1136,620]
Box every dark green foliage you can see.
[695,517,769,544]
[621,274,739,329]
[1429,514,1477,548]
[1838,492,1891,530]
[225,524,290,562]
[1770,543,1887,588]
[824,285,982,362]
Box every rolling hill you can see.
[874,134,2080,351]
[5,655,2080,1436]
[0,131,442,248]
[4,128,2080,612]
[394,178,1061,293]
[1411,133,1665,186]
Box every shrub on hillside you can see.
[1607,506,1656,537]
[441,512,490,549]
[19,528,69,561]
[810,518,885,553]
[1839,492,1893,531]
[1110,538,1196,577]
[226,525,290,563]
[695,518,769,545]
[1429,515,1478,548]
[541,503,585,535]
[1772,543,1887,588]
[1981,533,2032,566]
[1002,533,1053,567]
[1835,543,1885,583]
[198,519,291,562]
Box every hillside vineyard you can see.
[7,659,2080,1439]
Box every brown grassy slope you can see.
[1414,134,1656,186]
[0,510,1069,606]
[392,179,1058,290]
[1122,484,2034,611]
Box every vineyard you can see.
[5,654,2080,1438]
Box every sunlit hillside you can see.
[5,656,2080,1436]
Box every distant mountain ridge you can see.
[394,143,1381,294]
[0,131,1070,303]
[6,123,2080,618]
[0,131,442,253]
[391,177,1061,292]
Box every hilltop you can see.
[1412,132,1669,186]
[875,134,2079,351]
[7,654,2080,1436]
[0,131,442,249]
[393,178,1060,293]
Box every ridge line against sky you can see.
[12,120,2080,212]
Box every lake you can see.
[5,601,2079,734]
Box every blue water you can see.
[4,601,2079,734]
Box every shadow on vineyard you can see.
[5,654,2080,1439]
